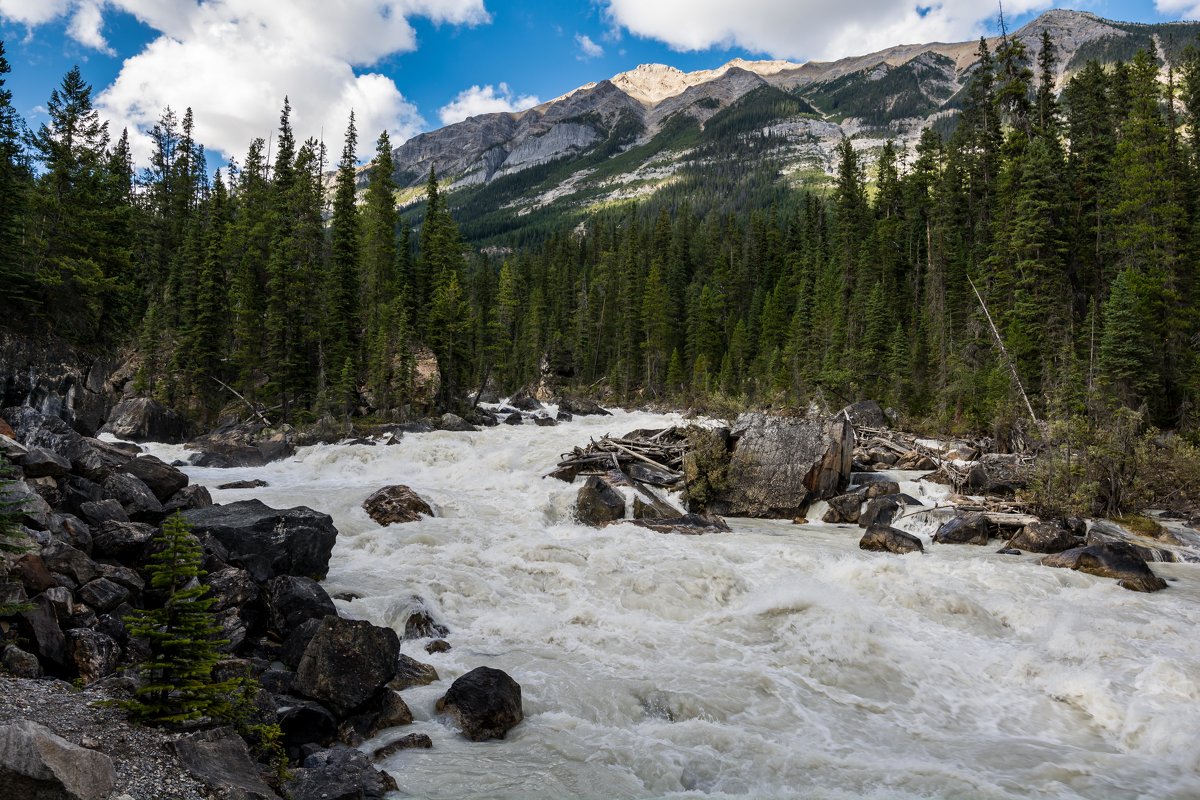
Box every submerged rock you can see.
[859,524,924,554]
[362,485,433,526]
[436,666,524,741]
[390,653,439,690]
[1041,542,1168,592]
[576,475,625,526]
[822,489,867,524]
[1007,521,1080,554]
[933,512,990,546]
[624,514,731,535]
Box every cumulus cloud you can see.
[0,0,491,163]
[438,83,540,125]
[1156,0,1200,21]
[602,0,1052,62]
[575,33,604,59]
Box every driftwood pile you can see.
[548,427,688,487]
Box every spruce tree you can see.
[124,514,233,724]
[327,111,361,405]
[0,39,32,306]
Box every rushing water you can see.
[142,409,1200,800]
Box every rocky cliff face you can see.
[381,10,1198,233]
[0,332,122,437]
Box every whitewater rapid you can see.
[143,410,1200,800]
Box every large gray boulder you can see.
[182,500,338,581]
[436,666,524,741]
[172,727,278,800]
[283,746,395,800]
[575,475,625,526]
[859,524,924,554]
[933,512,990,546]
[836,400,888,429]
[1041,542,1168,592]
[101,472,163,521]
[265,575,337,638]
[687,413,854,518]
[1007,521,1080,554]
[294,617,400,717]
[99,397,187,443]
[120,455,188,501]
[0,719,116,800]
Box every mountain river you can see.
[142,408,1200,800]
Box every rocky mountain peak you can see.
[610,63,696,104]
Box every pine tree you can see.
[0,39,32,305]
[124,514,233,724]
[326,112,361,403]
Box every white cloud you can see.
[602,0,1053,62]
[438,83,540,125]
[1156,0,1200,21]
[0,0,491,163]
[575,33,604,59]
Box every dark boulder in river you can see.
[1007,521,1080,554]
[933,512,990,546]
[99,397,187,443]
[293,617,400,717]
[859,524,924,554]
[436,666,524,741]
[575,475,625,526]
[1041,542,1168,592]
[182,500,337,581]
[362,485,433,526]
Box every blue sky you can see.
[0,0,1190,167]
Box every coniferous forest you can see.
[1,33,1199,442]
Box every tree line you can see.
[1,33,1198,436]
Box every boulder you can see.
[39,542,98,586]
[425,640,451,654]
[556,411,573,423]
[557,396,610,416]
[503,413,523,425]
[1007,521,1080,554]
[836,400,888,429]
[182,500,338,582]
[533,416,557,427]
[575,475,625,526]
[403,603,449,640]
[275,695,338,752]
[163,484,213,514]
[187,423,295,468]
[1085,520,1176,564]
[822,489,867,524]
[859,524,924,554]
[265,575,337,638]
[205,566,260,612]
[76,578,129,613]
[966,454,1027,496]
[90,521,156,561]
[1,478,52,529]
[1041,542,1168,592]
[172,727,278,800]
[280,618,325,671]
[859,495,902,529]
[11,554,56,594]
[58,476,102,516]
[389,653,439,691]
[625,514,732,535]
[99,398,187,443]
[362,485,434,526]
[49,514,92,553]
[436,666,524,741]
[338,690,413,746]
[0,719,116,800]
[689,413,853,518]
[2,644,42,678]
[95,563,143,594]
[101,472,163,520]
[283,746,396,800]
[64,629,120,685]
[933,513,991,546]
[508,390,543,412]
[372,733,433,758]
[120,455,188,501]
[865,480,901,499]
[17,595,66,668]
[437,413,477,432]
[71,439,135,484]
[76,500,128,526]
[294,617,400,717]
[17,448,71,478]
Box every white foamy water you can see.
[142,411,1200,800]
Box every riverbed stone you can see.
[933,512,990,546]
[1041,542,1168,592]
[859,524,924,554]
[859,495,902,529]
[436,666,524,741]
[390,654,439,690]
[172,727,277,800]
[1007,521,1080,554]
[294,617,400,717]
[576,475,625,526]
[822,489,867,524]
[362,485,434,526]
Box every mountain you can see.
[386,9,1200,242]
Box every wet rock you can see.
[996,547,1022,555]
[390,653,439,690]
[437,413,477,432]
[17,448,71,478]
[187,423,295,468]
[371,733,432,758]
[836,400,887,429]
[503,412,523,425]
[65,629,120,685]
[896,452,938,470]
[294,617,400,717]
[183,499,338,582]
[2,644,42,678]
[338,690,413,746]
[284,746,396,800]
[575,475,625,526]
[557,396,610,416]
[172,727,277,800]
[76,578,129,613]
[508,391,543,412]
[279,618,324,670]
[1041,542,1168,592]
[100,398,187,443]
[91,521,156,561]
[822,489,867,524]
[1085,520,1177,563]
[362,485,433,526]
[859,524,924,554]
[162,484,213,514]
[859,495,902,529]
[275,696,338,752]
[436,666,524,741]
[217,479,269,490]
[865,480,901,499]
[121,455,188,501]
[0,719,116,800]
[72,438,136,484]
[76,499,128,526]
[101,472,163,521]
[1007,521,1080,554]
[265,575,337,638]
[424,640,451,655]
[556,411,573,423]
[933,512,991,546]
[625,514,732,535]
[690,413,854,518]
[966,454,1027,496]
[403,604,449,640]
[533,415,557,427]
